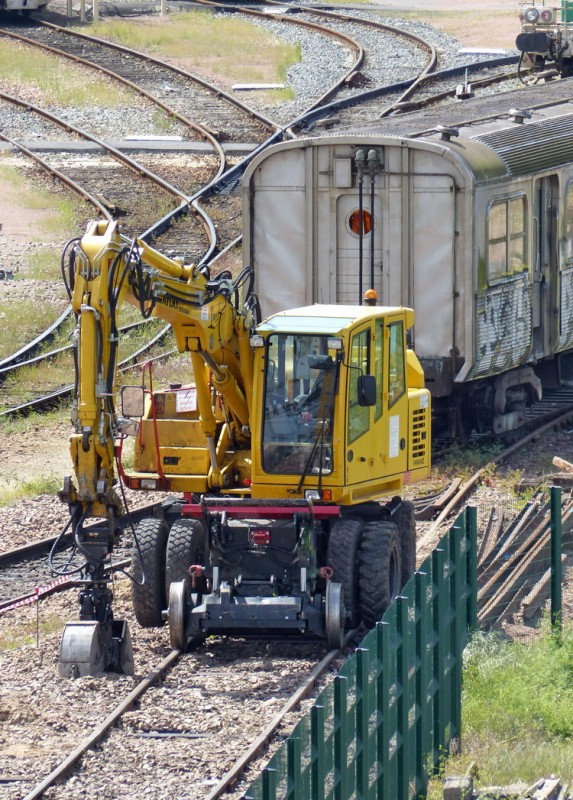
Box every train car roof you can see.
[277,83,573,183]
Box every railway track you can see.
[19,636,352,800]
[0,5,445,417]
[1,408,571,798]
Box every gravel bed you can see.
[211,8,514,124]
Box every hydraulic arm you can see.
[58,219,258,675]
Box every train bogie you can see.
[243,103,573,436]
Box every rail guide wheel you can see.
[168,579,189,651]
[325,581,345,650]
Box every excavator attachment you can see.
[59,619,134,678]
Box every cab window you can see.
[388,322,405,408]
[375,319,383,420]
[487,196,527,279]
[347,329,370,443]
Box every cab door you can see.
[345,315,408,488]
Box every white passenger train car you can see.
[242,103,573,436]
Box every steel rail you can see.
[0,318,158,383]
[0,306,72,373]
[0,24,228,178]
[20,630,354,800]
[22,648,182,800]
[0,320,172,417]
[0,501,161,569]
[38,18,281,135]
[266,0,438,116]
[203,629,358,800]
[0,557,131,614]
[417,404,573,553]
[0,128,111,215]
[0,90,191,203]
[289,56,518,132]
[198,0,365,112]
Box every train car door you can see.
[533,175,559,356]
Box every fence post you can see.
[397,596,411,800]
[287,737,302,800]
[466,506,478,631]
[550,485,563,636]
[356,647,370,800]
[415,571,430,799]
[311,704,326,800]
[432,548,446,773]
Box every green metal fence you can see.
[242,508,478,800]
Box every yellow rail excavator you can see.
[57,220,431,677]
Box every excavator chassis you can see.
[166,499,346,651]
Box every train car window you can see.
[348,209,373,236]
[488,197,526,279]
[509,197,526,270]
[566,181,573,262]
[347,328,371,443]
[388,322,406,409]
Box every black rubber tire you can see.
[131,517,169,628]
[396,500,416,589]
[358,520,402,629]
[327,518,363,628]
[165,518,207,597]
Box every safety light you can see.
[140,478,158,490]
[327,337,342,350]
[524,6,540,22]
[250,335,265,348]
[539,7,554,22]
[305,489,322,501]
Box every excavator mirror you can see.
[121,385,145,418]
[357,374,377,406]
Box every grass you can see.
[86,10,300,96]
[0,302,67,361]
[0,41,129,106]
[427,626,573,796]
[0,613,65,651]
[0,476,62,507]
[0,163,85,286]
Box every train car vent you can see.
[474,113,573,176]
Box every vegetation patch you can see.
[0,613,64,651]
[87,10,300,95]
[428,627,573,796]
[0,475,62,507]
[0,40,129,106]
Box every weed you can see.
[0,41,129,106]
[86,10,301,88]
[427,626,573,796]
[0,475,62,506]
[0,613,64,651]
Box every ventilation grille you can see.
[474,114,573,177]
